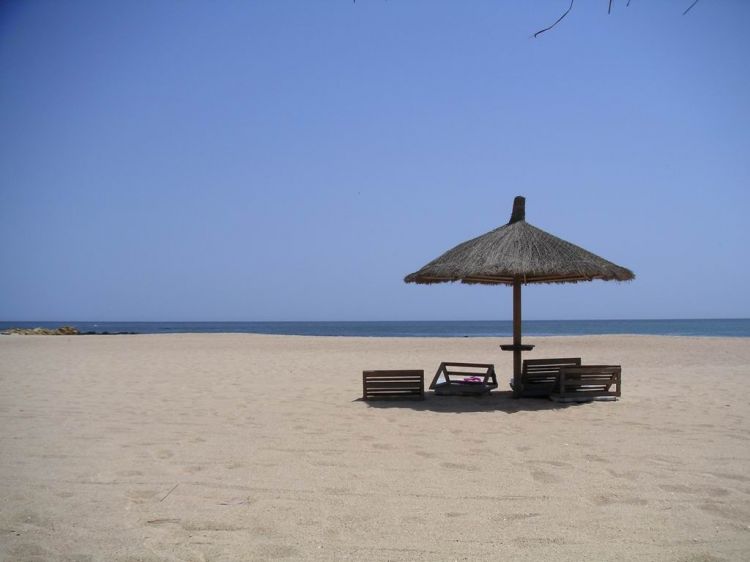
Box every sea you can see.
[1,319,749,338]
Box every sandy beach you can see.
[1,334,749,561]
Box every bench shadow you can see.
[356,390,590,413]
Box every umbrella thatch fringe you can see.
[404,214,634,286]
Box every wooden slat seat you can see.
[363,370,425,401]
[515,358,582,397]
[430,362,497,396]
[553,365,621,401]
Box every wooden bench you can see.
[430,362,497,396]
[516,358,582,397]
[553,365,622,401]
[362,370,425,401]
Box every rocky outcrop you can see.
[1,326,139,335]
[1,326,81,336]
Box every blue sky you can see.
[1,1,748,321]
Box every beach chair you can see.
[430,362,498,396]
[514,358,582,397]
[362,370,425,400]
[551,365,622,402]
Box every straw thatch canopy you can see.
[404,196,634,286]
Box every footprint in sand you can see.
[709,472,750,483]
[441,462,478,472]
[649,455,678,467]
[584,454,609,464]
[12,511,55,530]
[727,433,750,442]
[250,525,284,539]
[661,484,730,496]
[126,489,159,503]
[697,502,749,520]
[606,469,640,481]
[659,483,693,493]
[218,496,255,506]
[62,553,95,562]
[254,544,300,559]
[492,512,541,522]
[510,537,566,547]
[180,520,247,532]
[469,448,493,455]
[592,495,647,506]
[146,518,180,526]
[6,543,53,560]
[309,459,342,467]
[530,469,559,484]
[535,460,570,468]
[414,450,436,459]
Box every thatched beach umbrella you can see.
[404,196,634,397]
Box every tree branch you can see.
[683,0,700,16]
[533,0,575,38]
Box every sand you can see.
[1,333,749,561]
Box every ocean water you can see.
[1,319,749,337]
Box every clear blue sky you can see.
[1,1,748,321]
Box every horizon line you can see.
[2,318,749,323]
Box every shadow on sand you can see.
[356,390,590,414]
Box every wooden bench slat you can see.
[435,362,495,368]
[524,358,582,366]
[557,390,619,396]
[365,375,422,381]
[437,371,492,377]
[555,365,622,399]
[363,370,425,401]
[366,390,422,394]
[363,370,423,376]
[366,382,423,389]
[516,358,582,397]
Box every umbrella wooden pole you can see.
[512,278,522,398]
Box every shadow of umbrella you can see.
[404,196,634,397]
[356,390,589,414]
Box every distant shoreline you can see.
[2,319,749,338]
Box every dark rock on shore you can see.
[1,326,81,336]
[2,326,139,335]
